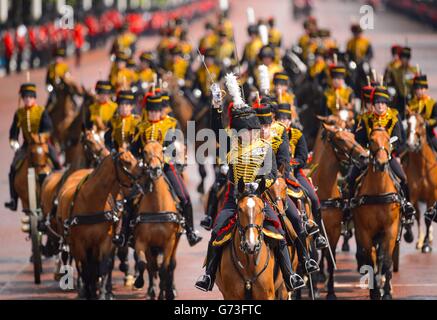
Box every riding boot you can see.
[48,145,62,170]
[309,207,328,250]
[4,168,18,211]
[295,231,319,274]
[400,181,415,223]
[195,240,222,291]
[183,202,202,246]
[276,239,305,291]
[200,184,219,230]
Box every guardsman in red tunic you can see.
[3,29,14,75]
[73,23,85,67]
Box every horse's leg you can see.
[422,201,434,253]
[381,222,397,300]
[117,246,131,285]
[323,209,342,299]
[103,251,115,300]
[197,163,207,194]
[414,202,424,250]
[134,246,147,290]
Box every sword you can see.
[320,218,337,270]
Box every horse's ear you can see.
[322,122,337,134]
[237,178,245,195]
[278,164,285,176]
[405,107,412,117]
[316,115,329,123]
[257,178,266,194]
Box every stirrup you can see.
[305,258,320,274]
[195,275,213,292]
[288,274,305,291]
[305,221,319,236]
[315,235,329,250]
[200,216,213,230]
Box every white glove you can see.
[10,140,20,151]
[210,83,222,108]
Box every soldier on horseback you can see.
[346,86,416,222]
[273,102,328,251]
[5,83,61,211]
[84,80,118,133]
[321,65,355,116]
[407,74,437,151]
[132,94,202,247]
[253,99,320,274]
[195,76,305,292]
[45,47,70,109]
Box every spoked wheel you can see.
[30,212,43,284]
[392,242,400,273]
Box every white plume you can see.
[258,65,270,94]
[259,24,269,46]
[219,0,229,11]
[225,73,244,108]
[247,7,255,25]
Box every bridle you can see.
[235,194,265,255]
[324,128,365,167]
[112,152,142,191]
[82,132,107,166]
[368,127,391,172]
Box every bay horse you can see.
[14,133,53,214]
[40,130,110,259]
[47,76,83,151]
[311,122,369,299]
[215,180,289,300]
[133,140,182,300]
[404,112,437,253]
[352,127,401,300]
[56,150,141,299]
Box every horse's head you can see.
[321,122,369,167]
[369,127,392,172]
[28,133,51,174]
[112,147,143,192]
[143,140,164,180]
[317,112,355,131]
[406,111,426,152]
[82,130,108,165]
[236,179,266,255]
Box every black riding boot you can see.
[48,145,62,170]
[4,168,17,211]
[276,239,305,291]
[200,184,219,230]
[400,182,415,223]
[295,231,319,274]
[183,202,202,246]
[195,240,222,291]
[309,208,328,250]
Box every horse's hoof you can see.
[370,290,381,300]
[422,244,432,254]
[341,242,350,252]
[166,290,175,300]
[404,229,414,243]
[105,292,115,300]
[124,275,135,287]
[147,287,156,299]
[326,293,337,300]
[119,262,128,273]
[134,276,144,289]
[77,287,87,299]
[158,291,165,300]
[382,294,392,300]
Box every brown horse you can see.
[14,133,53,213]
[132,140,181,300]
[311,122,369,299]
[56,150,141,299]
[64,89,95,168]
[404,112,437,253]
[47,76,83,150]
[216,180,289,300]
[40,130,110,259]
[352,127,401,300]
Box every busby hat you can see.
[247,24,259,36]
[117,90,135,105]
[258,45,275,59]
[400,47,411,59]
[253,103,273,125]
[145,94,163,111]
[361,85,374,104]
[54,47,66,58]
[275,103,292,120]
[20,83,37,98]
[351,23,362,34]
[372,86,391,104]
[95,80,113,94]
[413,74,428,89]
[140,51,154,62]
[273,72,289,85]
[329,65,347,79]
